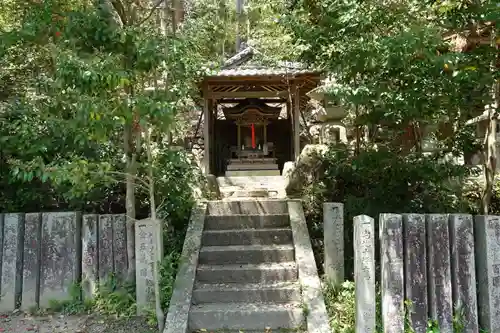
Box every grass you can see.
[39,274,137,317]
[322,280,356,333]
[322,279,489,333]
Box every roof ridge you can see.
[222,46,255,69]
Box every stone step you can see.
[217,176,285,187]
[226,170,281,177]
[188,302,304,331]
[220,188,271,198]
[207,200,288,215]
[201,228,293,246]
[198,245,295,265]
[222,196,283,201]
[193,330,306,333]
[204,214,289,230]
[226,163,279,171]
[196,262,298,284]
[192,282,301,304]
[192,330,306,333]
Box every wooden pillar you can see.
[264,123,267,144]
[286,100,293,159]
[293,85,301,160]
[210,99,216,174]
[203,97,210,175]
[237,124,241,149]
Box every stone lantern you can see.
[307,83,348,144]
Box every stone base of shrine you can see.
[227,163,279,171]
[225,169,281,177]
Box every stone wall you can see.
[349,212,500,332]
[0,212,127,312]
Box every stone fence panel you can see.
[351,212,489,332]
[0,212,128,312]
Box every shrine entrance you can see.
[220,98,283,176]
[198,47,322,177]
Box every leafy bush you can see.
[150,149,200,323]
[160,229,186,310]
[462,175,500,216]
[303,144,473,278]
[323,281,355,333]
[322,281,474,332]
[153,149,201,232]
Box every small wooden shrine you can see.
[223,99,282,175]
[199,46,322,176]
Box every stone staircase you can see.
[188,200,305,332]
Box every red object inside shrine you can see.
[251,123,256,149]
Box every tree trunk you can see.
[354,105,360,155]
[481,29,499,214]
[145,125,164,333]
[482,116,496,214]
[124,124,137,282]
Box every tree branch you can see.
[138,0,165,26]
[110,0,128,26]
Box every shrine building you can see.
[199,47,322,177]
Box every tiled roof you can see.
[208,65,318,77]
[205,46,320,78]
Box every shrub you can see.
[302,145,473,278]
[153,149,201,232]
[323,280,355,333]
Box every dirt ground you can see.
[0,311,156,333]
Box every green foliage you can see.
[159,228,186,310]
[245,0,299,62]
[323,281,489,332]
[322,146,472,213]
[281,0,497,158]
[43,275,136,317]
[303,144,474,277]
[463,177,500,215]
[154,149,201,231]
[0,0,205,215]
[323,281,356,333]
[91,275,137,317]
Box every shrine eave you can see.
[204,67,322,79]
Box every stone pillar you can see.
[426,214,453,332]
[474,215,500,331]
[112,215,128,278]
[98,215,114,279]
[323,203,344,286]
[135,218,156,314]
[403,214,427,333]
[22,213,42,310]
[0,213,24,312]
[354,215,376,333]
[379,214,404,333]
[0,214,3,302]
[449,214,478,331]
[39,212,82,308]
[82,214,98,299]
[337,125,347,143]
